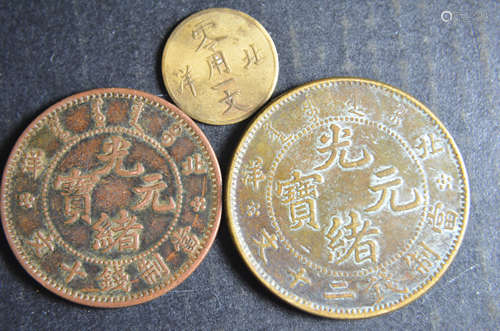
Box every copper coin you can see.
[1,88,222,307]
[162,8,279,125]
[227,78,469,318]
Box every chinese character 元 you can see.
[365,166,422,213]
[132,173,176,213]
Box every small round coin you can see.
[227,78,469,318]
[162,8,279,125]
[1,88,222,307]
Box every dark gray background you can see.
[0,1,498,330]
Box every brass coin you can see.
[162,8,279,125]
[227,78,469,318]
[1,88,222,307]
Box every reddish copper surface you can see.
[1,88,222,307]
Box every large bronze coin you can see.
[227,78,469,318]
[1,88,222,307]
[162,8,279,125]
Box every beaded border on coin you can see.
[1,88,222,307]
[227,78,469,318]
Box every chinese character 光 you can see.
[94,136,145,177]
[314,123,372,171]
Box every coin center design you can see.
[42,128,183,264]
[266,117,428,277]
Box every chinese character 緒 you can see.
[325,210,380,265]
[92,210,144,253]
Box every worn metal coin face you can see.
[227,78,469,318]
[1,88,222,307]
[162,8,279,125]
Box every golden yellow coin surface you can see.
[162,8,279,125]
[227,78,469,318]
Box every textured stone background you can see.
[0,1,498,330]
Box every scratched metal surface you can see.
[0,1,498,330]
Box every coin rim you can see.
[1,88,222,308]
[161,7,279,125]
[226,77,470,318]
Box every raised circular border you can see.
[161,7,279,125]
[226,77,469,318]
[265,116,429,278]
[41,126,183,266]
[1,88,222,308]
